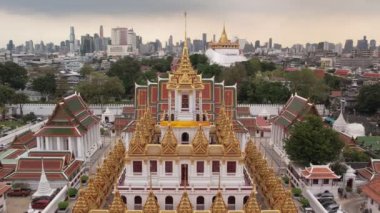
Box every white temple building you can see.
[333,111,365,139]
[205,25,247,67]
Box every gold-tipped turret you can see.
[161,125,178,155]
[177,191,193,213]
[109,187,126,213]
[219,24,229,44]
[143,191,160,213]
[209,24,239,49]
[210,191,228,213]
[244,191,261,213]
[192,125,209,155]
[72,189,89,213]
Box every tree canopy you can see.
[0,61,28,90]
[77,72,125,103]
[79,64,95,77]
[356,83,380,115]
[284,115,344,165]
[31,73,56,101]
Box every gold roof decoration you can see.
[109,187,127,213]
[223,126,241,156]
[143,191,160,213]
[210,191,228,213]
[278,191,298,213]
[167,13,204,91]
[72,189,89,213]
[244,191,261,213]
[128,129,146,155]
[161,124,178,155]
[85,178,101,209]
[219,25,229,44]
[209,24,239,50]
[192,125,209,155]
[177,191,193,213]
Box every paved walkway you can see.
[340,196,366,213]
[6,196,32,213]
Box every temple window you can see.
[227,196,235,210]
[64,138,69,150]
[227,161,236,175]
[150,160,157,174]
[132,161,142,175]
[196,161,204,175]
[313,179,319,185]
[323,179,329,184]
[134,196,142,210]
[196,196,205,210]
[181,132,189,144]
[165,196,174,210]
[212,161,220,174]
[165,161,173,174]
[243,196,249,204]
[182,94,189,110]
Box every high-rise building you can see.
[335,43,343,54]
[127,29,137,52]
[111,28,128,45]
[100,25,104,38]
[343,39,354,53]
[80,34,94,54]
[357,36,368,50]
[193,39,203,52]
[69,26,76,53]
[369,39,376,50]
[202,33,207,52]
[168,35,174,53]
[269,38,272,49]
[94,33,101,52]
[254,40,260,48]
[25,40,34,54]
[7,40,14,52]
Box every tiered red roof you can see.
[362,176,380,203]
[5,151,82,181]
[284,67,299,72]
[362,72,380,78]
[10,130,37,150]
[35,93,100,138]
[0,163,15,181]
[0,182,11,195]
[301,165,340,179]
[357,159,380,181]
[114,117,130,132]
[335,69,350,76]
[238,118,255,133]
[338,132,356,147]
[273,95,318,128]
[255,116,271,132]
[122,106,135,116]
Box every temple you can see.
[205,25,247,67]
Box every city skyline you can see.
[0,0,380,47]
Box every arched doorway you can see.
[165,196,174,210]
[134,196,142,210]
[196,196,205,210]
[243,196,249,205]
[121,196,127,204]
[228,196,235,210]
[181,132,189,144]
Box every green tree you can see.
[284,115,344,165]
[343,147,370,162]
[324,74,342,90]
[77,73,125,104]
[108,57,142,97]
[330,162,348,177]
[253,80,291,104]
[12,93,29,117]
[285,69,329,103]
[0,85,15,119]
[32,74,56,101]
[79,64,95,77]
[0,61,28,90]
[356,83,380,115]
[198,64,223,79]
[190,54,208,69]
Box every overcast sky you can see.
[0,0,379,47]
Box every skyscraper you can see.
[357,36,368,50]
[202,33,207,52]
[255,40,260,48]
[80,34,94,55]
[168,35,174,53]
[7,40,14,52]
[343,39,353,53]
[111,28,128,45]
[269,38,273,49]
[25,40,34,54]
[369,39,376,50]
[69,26,76,53]
[100,25,104,38]
[127,29,137,52]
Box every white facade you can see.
[107,45,135,57]
[36,123,101,161]
[205,48,247,67]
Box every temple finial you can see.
[184,11,187,46]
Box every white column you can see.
[68,137,73,154]
[199,92,203,117]
[57,137,63,150]
[37,137,41,150]
[168,91,172,121]
[77,136,84,160]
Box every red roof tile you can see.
[64,160,83,178]
[362,177,380,203]
[238,118,256,133]
[0,183,11,195]
[0,168,15,180]
[284,67,299,72]
[301,165,340,179]
[16,158,64,172]
[28,151,72,165]
[314,69,325,79]
[237,107,251,116]
[11,130,37,150]
[5,149,26,159]
[335,69,350,76]
[114,118,130,131]
[122,106,135,114]
[362,72,380,78]
[338,132,356,147]
[6,172,66,181]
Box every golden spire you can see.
[109,186,126,213]
[72,189,89,213]
[143,191,160,213]
[219,24,229,44]
[192,125,209,155]
[244,191,261,213]
[161,125,177,155]
[280,191,298,213]
[177,191,193,213]
[167,12,204,91]
[210,191,228,213]
[223,126,241,156]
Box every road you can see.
[341,196,366,213]
[257,138,287,175]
